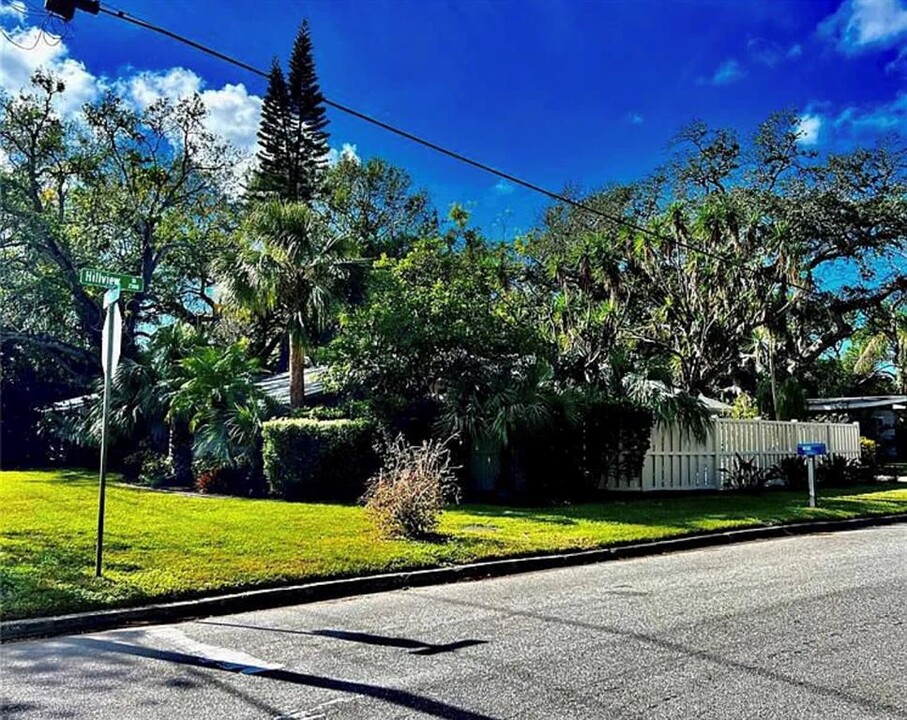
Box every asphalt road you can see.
[2,525,905,719]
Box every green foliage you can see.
[524,114,906,403]
[251,61,293,199]
[817,454,862,488]
[324,156,437,259]
[768,377,807,421]
[289,400,370,421]
[440,358,563,449]
[221,199,354,407]
[1,72,239,369]
[261,417,377,501]
[770,456,807,490]
[363,435,460,538]
[330,237,539,436]
[730,393,760,419]
[721,454,770,491]
[583,399,655,490]
[171,341,269,469]
[515,397,655,501]
[137,452,173,489]
[193,458,264,497]
[0,341,92,468]
[251,20,329,202]
[860,437,880,469]
[67,324,267,485]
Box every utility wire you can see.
[89,4,830,297]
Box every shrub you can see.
[363,435,460,538]
[121,450,153,484]
[289,400,370,422]
[770,455,807,490]
[859,437,880,469]
[192,461,265,497]
[730,393,760,419]
[195,466,231,495]
[137,452,173,488]
[517,399,655,501]
[262,418,377,501]
[721,454,770,491]
[817,454,861,487]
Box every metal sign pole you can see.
[807,456,817,509]
[797,442,825,509]
[95,297,116,577]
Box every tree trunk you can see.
[289,330,306,408]
[768,333,779,420]
[169,421,194,486]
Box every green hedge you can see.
[262,418,378,502]
[515,399,655,501]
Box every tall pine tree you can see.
[288,19,330,202]
[251,20,330,204]
[253,59,292,198]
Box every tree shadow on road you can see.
[196,619,487,656]
[57,636,499,720]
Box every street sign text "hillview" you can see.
[79,268,144,292]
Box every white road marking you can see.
[99,626,285,674]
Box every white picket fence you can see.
[606,419,861,492]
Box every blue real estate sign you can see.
[797,442,827,457]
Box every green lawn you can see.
[2,469,906,621]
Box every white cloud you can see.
[0,1,27,19]
[124,68,262,153]
[201,83,262,153]
[1,20,361,180]
[127,68,203,108]
[819,0,907,52]
[787,43,803,58]
[119,68,262,153]
[711,59,745,85]
[0,25,100,115]
[795,113,823,145]
[326,142,360,166]
[492,179,515,195]
[625,112,644,125]
[834,92,907,132]
[1,18,265,153]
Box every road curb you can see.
[3,512,906,643]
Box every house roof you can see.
[44,366,327,413]
[640,380,733,415]
[807,395,907,412]
[256,367,326,406]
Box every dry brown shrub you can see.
[362,435,460,539]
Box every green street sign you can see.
[79,268,144,292]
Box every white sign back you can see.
[101,302,122,378]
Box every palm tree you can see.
[170,343,269,471]
[851,306,907,394]
[224,200,353,407]
[86,323,205,485]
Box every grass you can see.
[2,469,906,621]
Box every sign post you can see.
[80,269,142,578]
[797,442,827,508]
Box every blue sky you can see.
[1,0,905,235]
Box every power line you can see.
[70,4,828,296]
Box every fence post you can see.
[711,421,720,489]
